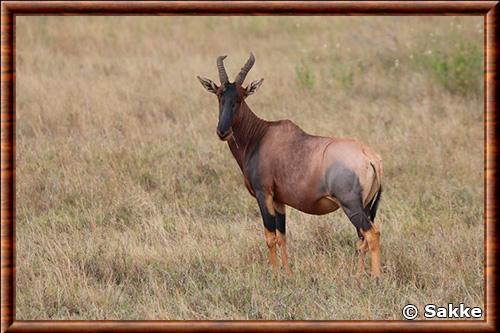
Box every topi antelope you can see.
[197,53,383,277]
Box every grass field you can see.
[16,16,484,320]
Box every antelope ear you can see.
[197,76,218,94]
[245,78,264,96]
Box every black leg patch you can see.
[256,192,276,232]
[343,206,372,232]
[325,161,373,234]
[356,228,364,240]
[263,214,276,232]
[276,212,286,234]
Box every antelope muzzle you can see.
[216,128,233,141]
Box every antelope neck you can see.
[230,102,269,152]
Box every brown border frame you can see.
[1,1,498,332]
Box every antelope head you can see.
[197,53,264,141]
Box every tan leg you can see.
[356,238,368,275]
[276,231,292,275]
[257,191,281,273]
[362,222,381,278]
[264,228,278,272]
[274,202,291,275]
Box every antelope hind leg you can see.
[362,222,381,278]
[356,237,368,275]
[337,199,381,278]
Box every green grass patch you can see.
[295,64,315,90]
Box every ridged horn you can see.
[234,52,255,85]
[216,55,229,84]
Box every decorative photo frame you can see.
[1,1,497,332]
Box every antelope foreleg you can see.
[276,231,291,275]
[256,191,278,272]
[264,229,278,272]
[275,202,291,275]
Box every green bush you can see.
[414,40,483,95]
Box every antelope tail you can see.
[368,161,382,222]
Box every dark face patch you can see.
[217,83,242,139]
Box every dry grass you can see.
[16,16,484,320]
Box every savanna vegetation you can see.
[16,16,484,320]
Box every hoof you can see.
[355,268,366,276]
[353,268,369,278]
